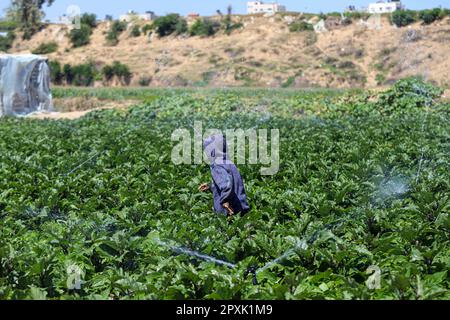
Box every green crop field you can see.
[0,78,449,300]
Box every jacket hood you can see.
[203,134,230,164]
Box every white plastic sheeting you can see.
[0,54,53,116]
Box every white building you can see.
[119,11,156,22]
[367,1,403,14]
[247,1,287,14]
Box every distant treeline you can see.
[390,8,450,27]
[49,60,132,86]
[60,8,450,49]
[306,7,450,27]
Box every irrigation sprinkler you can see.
[154,237,237,269]
[158,238,260,286]
[244,266,259,285]
[63,151,106,177]
[151,203,372,287]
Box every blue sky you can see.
[1,0,449,21]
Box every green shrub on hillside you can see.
[101,64,114,82]
[175,18,188,35]
[106,20,127,45]
[67,13,97,48]
[343,11,371,20]
[70,62,97,86]
[442,8,450,18]
[138,76,152,86]
[48,60,63,84]
[337,61,356,69]
[375,73,386,85]
[56,62,98,86]
[32,41,58,54]
[189,18,218,37]
[63,64,74,84]
[0,19,18,31]
[102,61,132,85]
[391,10,417,27]
[112,61,132,84]
[142,24,153,35]
[130,25,141,37]
[419,8,445,24]
[0,31,15,52]
[80,13,97,29]
[49,62,93,86]
[281,76,295,88]
[325,11,342,18]
[69,24,92,48]
[226,21,243,34]
[153,14,186,37]
[289,21,314,32]
[221,5,243,35]
[49,60,132,86]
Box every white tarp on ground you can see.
[0,54,53,116]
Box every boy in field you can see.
[199,134,250,217]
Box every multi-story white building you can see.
[367,1,403,14]
[119,10,156,22]
[247,1,287,14]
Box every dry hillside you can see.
[8,14,450,88]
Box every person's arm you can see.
[198,183,210,192]
[211,166,235,215]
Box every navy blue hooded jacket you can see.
[203,134,250,216]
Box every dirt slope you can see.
[9,14,450,88]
